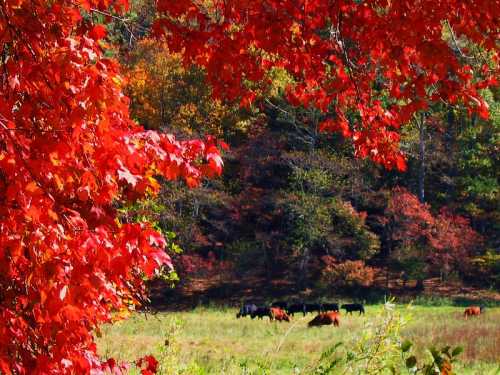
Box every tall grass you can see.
[411,295,500,308]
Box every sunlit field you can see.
[97,305,500,374]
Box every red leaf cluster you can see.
[155,0,499,170]
[136,355,159,375]
[386,188,482,272]
[0,1,223,373]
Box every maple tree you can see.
[385,188,481,278]
[155,0,499,170]
[0,0,223,373]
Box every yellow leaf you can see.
[25,181,42,195]
[49,151,61,166]
[48,209,59,221]
[112,76,122,86]
[54,174,64,191]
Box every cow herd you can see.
[236,301,366,327]
[236,302,487,326]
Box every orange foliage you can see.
[320,257,375,288]
[126,38,247,138]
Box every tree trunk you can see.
[298,247,310,290]
[418,112,426,203]
[386,268,390,290]
[262,245,270,281]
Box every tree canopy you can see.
[156,0,499,169]
[0,0,223,373]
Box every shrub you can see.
[311,301,464,375]
[330,200,381,260]
[320,258,376,288]
[278,195,380,262]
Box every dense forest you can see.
[112,1,500,302]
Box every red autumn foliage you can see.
[176,251,233,277]
[155,0,499,170]
[386,187,435,246]
[0,1,223,373]
[386,188,482,274]
[136,355,159,375]
[429,209,482,274]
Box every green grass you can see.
[97,305,500,374]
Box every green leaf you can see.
[451,347,464,357]
[326,358,342,372]
[401,340,413,353]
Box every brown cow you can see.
[270,307,291,322]
[308,312,340,327]
[464,306,484,319]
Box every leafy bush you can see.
[137,318,205,375]
[330,200,380,260]
[320,258,376,288]
[278,195,380,261]
[288,161,334,195]
[311,301,464,375]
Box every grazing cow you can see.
[321,302,340,312]
[341,303,365,315]
[236,304,257,318]
[270,307,291,322]
[304,303,322,315]
[271,301,288,310]
[287,303,306,316]
[250,306,272,320]
[464,306,484,319]
[308,312,340,327]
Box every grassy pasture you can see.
[97,305,500,374]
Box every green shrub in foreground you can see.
[312,301,464,375]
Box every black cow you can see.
[304,303,322,315]
[250,306,272,320]
[271,301,288,310]
[236,304,257,318]
[321,303,339,312]
[286,303,305,316]
[341,303,365,315]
